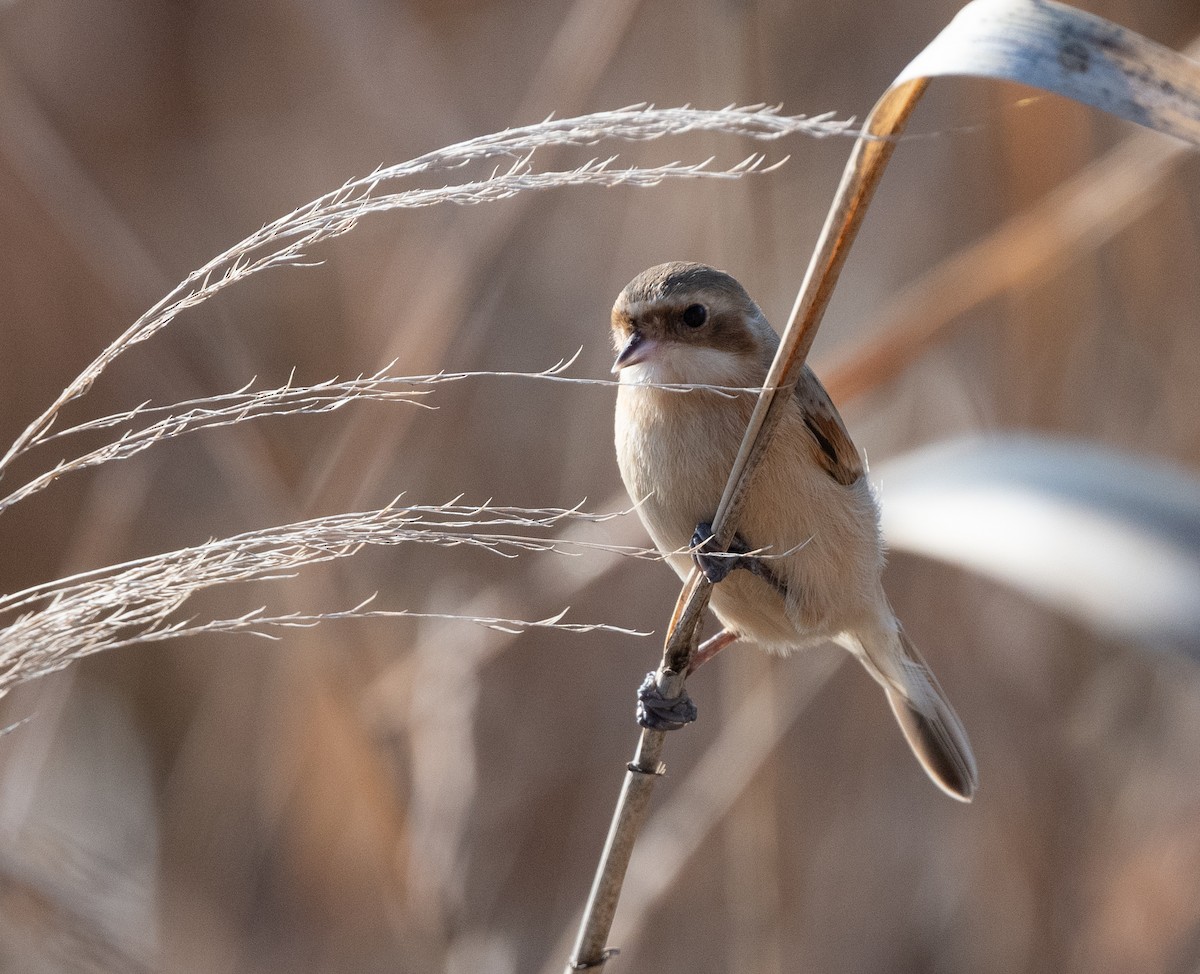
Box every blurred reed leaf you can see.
[879,437,1200,651]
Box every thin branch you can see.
[540,654,843,974]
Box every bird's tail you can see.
[855,626,978,802]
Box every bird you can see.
[611,261,977,801]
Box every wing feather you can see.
[793,366,863,486]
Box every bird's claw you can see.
[691,522,733,583]
[690,521,763,585]
[636,671,698,730]
[691,522,790,597]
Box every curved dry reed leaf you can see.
[897,0,1200,144]
[823,108,1193,403]
[818,20,1200,403]
[878,437,1200,651]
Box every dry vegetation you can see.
[1,1,1200,972]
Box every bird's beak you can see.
[612,330,655,373]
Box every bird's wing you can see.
[793,365,864,487]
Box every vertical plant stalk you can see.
[564,68,927,974]
[566,1,1200,969]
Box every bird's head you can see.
[610,262,776,386]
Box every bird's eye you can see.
[681,304,708,328]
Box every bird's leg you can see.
[640,525,780,732]
[691,522,787,594]
[688,629,738,674]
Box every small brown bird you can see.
[611,261,977,801]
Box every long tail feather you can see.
[884,630,978,801]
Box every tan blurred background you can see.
[2,0,1200,971]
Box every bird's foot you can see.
[691,522,783,590]
[636,672,698,731]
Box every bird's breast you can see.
[615,382,886,647]
[615,386,753,555]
